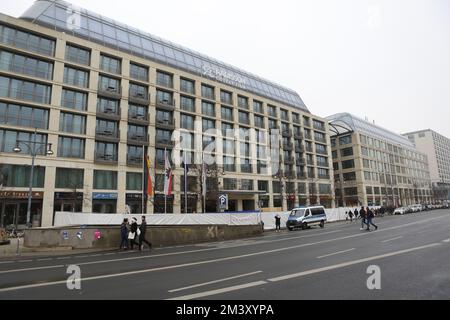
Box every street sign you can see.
[218,194,228,211]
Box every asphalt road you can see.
[0,209,450,300]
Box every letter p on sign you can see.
[366,265,381,290]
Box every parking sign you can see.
[218,194,228,211]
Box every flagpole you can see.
[164,148,167,215]
[142,145,145,214]
[202,152,206,214]
[184,151,188,214]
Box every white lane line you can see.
[36,258,52,262]
[381,236,403,243]
[18,260,33,263]
[89,254,103,257]
[0,214,447,275]
[168,271,263,293]
[268,243,441,283]
[0,261,14,264]
[56,257,70,260]
[76,255,91,258]
[442,239,450,243]
[0,264,65,275]
[167,281,268,300]
[104,253,115,256]
[317,248,355,259]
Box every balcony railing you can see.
[127,133,149,146]
[282,129,292,137]
[156,98,175,109]
[127,156,143,167]
[155,138,174,148]
[94,153,118,164]
[128,112,149,124]
[98,84,122,98]
[95,129,120,142]
[129,91,150,104]
[155,118,175,128]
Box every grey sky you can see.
[2,0,449,137]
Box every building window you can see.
[201,84,215,100]
[240,158,252,173]
[97,97,120,115]
[0,102,48,129]
[129,104,148,120]
[223,157,235,172]
[237,95,249,109]
[55,168,84,189]
[202,119,215,132]
[341,147,353,157]
[0,24,55,56]
[292,113,300,124]
[220,90,232,104]
[314,131,326,143]
[268,105,277,117]
[316,156,328,167]
[316,143,328,155]
[0,129,47,155]
[318,168,329,179]
[127,145,143,165]
[313,120,325,131]
[155,129,172,145]
[223,139,235,155]
[61,89,87,111]
[180,78,195,94]
[0,76,51,104]
[303,116,311,127]
[343,172,356,181]
[57,136,85,158]
[126,172,142,191]
[280,109,288,121]
[95,142,118,161]
[130,63,148,81]
[93,170,117,189]
[238,111,249,125]
[0,50,53,80]
[339,135,352,145]
[0,164,45,188]
[240,179,254,191]
[180,96,195,112]
[222,122,233,137]
[202,101,215,117]
[221,106,233,121]
[129,83,148,100]
[156,89,173,106]
[240,142,250,158]
[253,100,263,114]
[98,75,120,93]
[180,114,194,130]
[96,119,119,137]
[342,159,355,169]
[100,54,121,74]
[59,112,86,134]
[254,115,264,128]
[63,66,89,88]
[156,70,173,88]
[319,184,332,194]
[65,44,90,66]
[128,124,147,140]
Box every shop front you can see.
[92,193,117,213]
[126,193,143,214]
[0,191,43,229]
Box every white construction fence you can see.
[54,207,371,230]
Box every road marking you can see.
[268,243,441,283]
[442,239,450,243]
[36,258,52,262]
[168,271,263,293]
[56,257,70,260]
[167,281,268,300]
[104,253,115,256]
[76,255,91,258]
[317,248,355,259]
[89,254,103,257]
[0,264,65,275]
[0,261,14,264]
[381,236,403,243]
[0,214,447,275]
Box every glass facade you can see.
[0,102,48,129]
[0,76,51,104]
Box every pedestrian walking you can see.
[348,210,354,222]
[354,208,359,220]
[139,216,152,250]
[366,207,378,231]
[119,218,129,250]
[128,217,139,250]
[275,214,281,231]
[359,207,366,230]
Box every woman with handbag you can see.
[128,217,139,250]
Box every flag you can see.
[145,154,153,196]
[164,149,173,196]
[202,153,207,197]
[184,152,189,213]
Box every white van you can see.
[286,206,327,231]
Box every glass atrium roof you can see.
[327,113,415,148]
[19,0,309,112]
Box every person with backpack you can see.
[348,209,354,222]
[366,207,378,231]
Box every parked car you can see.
[394,207,408,215]
[286,206,327,231]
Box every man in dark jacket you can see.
[275,214,281,231]
[359,207,366,230]
[366,207,378,231]
[139,216,152,251]
[129,217,139,250]
[354,208,359,219]
[119,218,129,250]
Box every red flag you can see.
[145,155,153,196]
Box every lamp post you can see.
[13,128,53,228]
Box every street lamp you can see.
[13,128,53,228]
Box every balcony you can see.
[282,129,292,137]
[283,142,293,150]
[128,112,149,125]
[304,133,312,140]
[98,84,122,99]
[129,91,150,105]
[155,118,175,130]
[294,132,304,139]
[156,98,175,110]
[316,149,328,155]
[127,155,143,167]
[94,153,118,165]
[95,129,120,143]
[155,138,174,149]
[127,133,149,146]
[318,174,331,180]
[97,107,121,121]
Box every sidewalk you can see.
[0,238,111,260]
